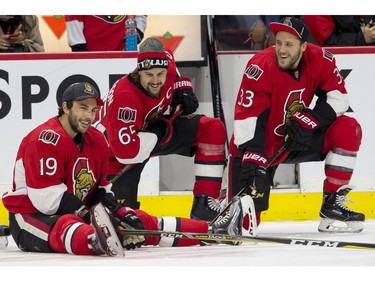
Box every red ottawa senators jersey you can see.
[229,43,349,162]
[65,15,128,51]
[2,116,113,214]
[94,50,177,175]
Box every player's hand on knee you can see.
[239,151,269,198]
[285,108,320,151]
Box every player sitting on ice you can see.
[1,82,250,257]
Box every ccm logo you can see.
[293,112,318,129]
[243,152,268,165]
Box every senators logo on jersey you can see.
[144,106,164,128]
[323,48,334,62]
[118,107,137,123]
[38,130,60,145]
[274,89,306,136]
[73,158,96,201]
[93,15,125,23]
[245,64,264,81]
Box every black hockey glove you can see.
[285,108,320,152]
[172,77,199,115]
[110,204,145,250]
[239,151,269,198]
[146,117,173,146]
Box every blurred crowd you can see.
[0,15,147,53]
[215,15,375,51]
[1,15,375,54]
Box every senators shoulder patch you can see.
[39,130,60,145]
[118,107,137,123]
[245,64,264,81]
[322,48,334,62]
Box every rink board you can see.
[1,191,374,225]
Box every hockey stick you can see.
[207,15,228,150]
[121,228,375,250]
[109,105,184,184]
[209,144,286,226]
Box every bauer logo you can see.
[38,130,60,145]
[245,64,264,80]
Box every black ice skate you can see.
[211,196,243,245]
[318,185,365,233]
[89,203,124,256]
[190,194,222,222]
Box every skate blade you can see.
[318,218,363,233]
[93,204,125,257]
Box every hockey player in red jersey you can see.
[65,15,147,51]
[2,82,242,257]
[228,17,364,233]
[94,37,227,222]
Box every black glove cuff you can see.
[146,118,171,143]
[312,101,337,128]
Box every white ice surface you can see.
[1,220,375,280]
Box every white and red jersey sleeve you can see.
[230,48,274,157]
[307,45,349,117]
[100,76,159,169]
[65,15,87,46]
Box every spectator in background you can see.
[215,15,267,50]
[242,18,267,50]
[215,15,305,51]
[304,15,375,46]
[0,15,44,52]
[65,15,147,51]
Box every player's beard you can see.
[68,112,91,134]
[146,82,163,97]
[276,48,303,70]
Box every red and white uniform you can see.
[95,50,226,201]
[95,50,177,175]
[65,15,147,51]
[2,116,208,254]
[229,43,362,214]
[229,43,349,163]
[2,116,113,214]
